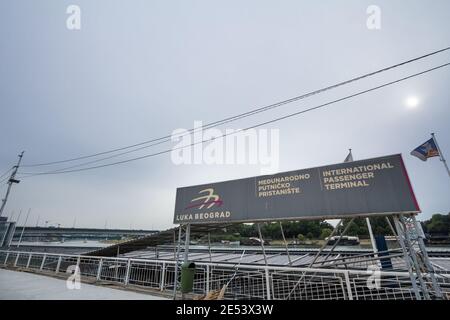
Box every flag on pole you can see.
[410,138,440,161]
[344,149,353,163]
[342,149,378,255]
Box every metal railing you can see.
[0,249,448,300]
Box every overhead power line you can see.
[0,177,11,184]
[21,46,450,168]
[0,168,13,181]
[19,62,450,177]
[0,167,15,184]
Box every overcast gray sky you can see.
[1,0,449,230]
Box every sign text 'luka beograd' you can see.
[174,154,420,224]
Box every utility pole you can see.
[0,151,25,218]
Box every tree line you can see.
[206,213,449,241]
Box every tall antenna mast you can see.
[0,151,25,218]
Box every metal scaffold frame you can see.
[393,213,444,300]
[170,213,446,300]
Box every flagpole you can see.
[343,149,378,255]
[431,133,450,178]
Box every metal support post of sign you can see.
[172,225,183,300]
[206,264,210,293]
[393,215,421,300]
[264,268,271,300]
[183,223,191,263]
[411,215,444,299]
[279,222,292,266]
[398,214,430,299]
[181,223,191,300]
[207,232,213,262]
[365,217,379,260]
[257,223,268,266]
[385,216,397,237]
[173,230,177,260]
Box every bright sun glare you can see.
[405,96,420,108]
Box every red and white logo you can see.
[185,188,223,210]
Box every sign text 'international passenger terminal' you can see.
[173,154,420,224]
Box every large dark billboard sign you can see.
[173,154,420,224]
